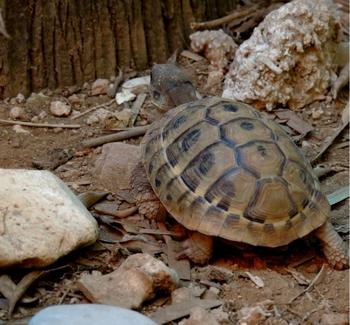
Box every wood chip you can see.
[244,271,264,288]
[149,299,222,324]
[275,110,313,135]
[180,50,204,62]
[130,93,147,126]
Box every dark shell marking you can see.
[141,97,329,247]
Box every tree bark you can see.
[0,0,238,98]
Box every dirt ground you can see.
[0,56,348,324]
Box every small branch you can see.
[191,5,260,30]
[83,125,149,148]
[0,119,81,129]
[71,99,115,120]
[311,101,349,164]
[107,68,124,98]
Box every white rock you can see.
[0,169,98,268]
[116,89,136,105]
[9,106,25,120]
[122,76,150,95]
[86,108,113,125]
[50,101,71,117]
[223,0,341,109]
[16,93,25,103]
[12,125,31,134]
[28,304,157,325]
[91,78,110,96]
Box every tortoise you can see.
[131,63,349,270]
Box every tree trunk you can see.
[0,0,238,98]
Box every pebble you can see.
[180,306,220,325]
[171,287,195,303]
[86,108,112,125]
[68,94,83,107]
[10,93,25,105]
[12,125,31,134]
[9,106,26,120]
[28,304,157,325]
[38,110,48,120]
[116,89,136,105]
[90,78,110,96]
[312,108,324,119]
[50,101,71,117]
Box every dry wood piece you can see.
[94,206,138,218]
[274,110,314,135]
[150,299,222,324]
[0,118,81,129]
[311,101,349,164]
[180,50,205,62]
[83,125,149,148]
[107,68,124,98]
[130,93,147,126]
[71,99,115,120]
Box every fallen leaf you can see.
[275,110,313,134]
[244,271,264,288]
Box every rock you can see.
[77,253,178,309]
[94,143,140,200]
[190,29,237,72]
[202,286,220,300]
[237,301,273,325]
[68,94,84,107]
[194,265,234,283]
[12,125,31,134]
[181,306,220,325]
[86,108,113,125]
[312,107,324,119]
[172,287,195,304]
[28,304,157,325]
[320,312,349,325]
[38,110,48,120]
[32,148,74,170]
[15,93,25,104]
[211,306,230,324]
[91,78,110,96]
[116,89,136,105]
[223,0,341,110]
[50,101,71,117]
[121,76,150,95]
[9,106,26,120]
[26,93,50,109]
[105,108,132,129]
[0,169,98,268]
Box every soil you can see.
[0,56,348,324]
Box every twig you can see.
[288,264,326,304]
[107,68,124,98]
[71,99,115,120]
[311,101,349,164]
[191,4,260,30]
[130,93,147,126]
[83,125,149,148]
[0,118,81,129]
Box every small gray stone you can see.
[28,304,157,325]
[9,106,26,120]
[91,79,110,96]
[50,101,71,117]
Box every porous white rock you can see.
[50,101,71,117]
[190,29,238,72]
[223,0,341,110]
[0,169,98,268]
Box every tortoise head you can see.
[150,63,199,111]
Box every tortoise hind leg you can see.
[176,231,214,265]
[131,162,167,220]
[314,222,349,270]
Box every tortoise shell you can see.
[141,97,330,247]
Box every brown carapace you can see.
[137,63,349,269]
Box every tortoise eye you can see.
[153,90,161,100]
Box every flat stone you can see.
[94,143,140,200]
[0,169,98,268]
[28,304,157,325]
[182,306,220,325]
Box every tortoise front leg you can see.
[314,221,349,270]
[176,231,214,265]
